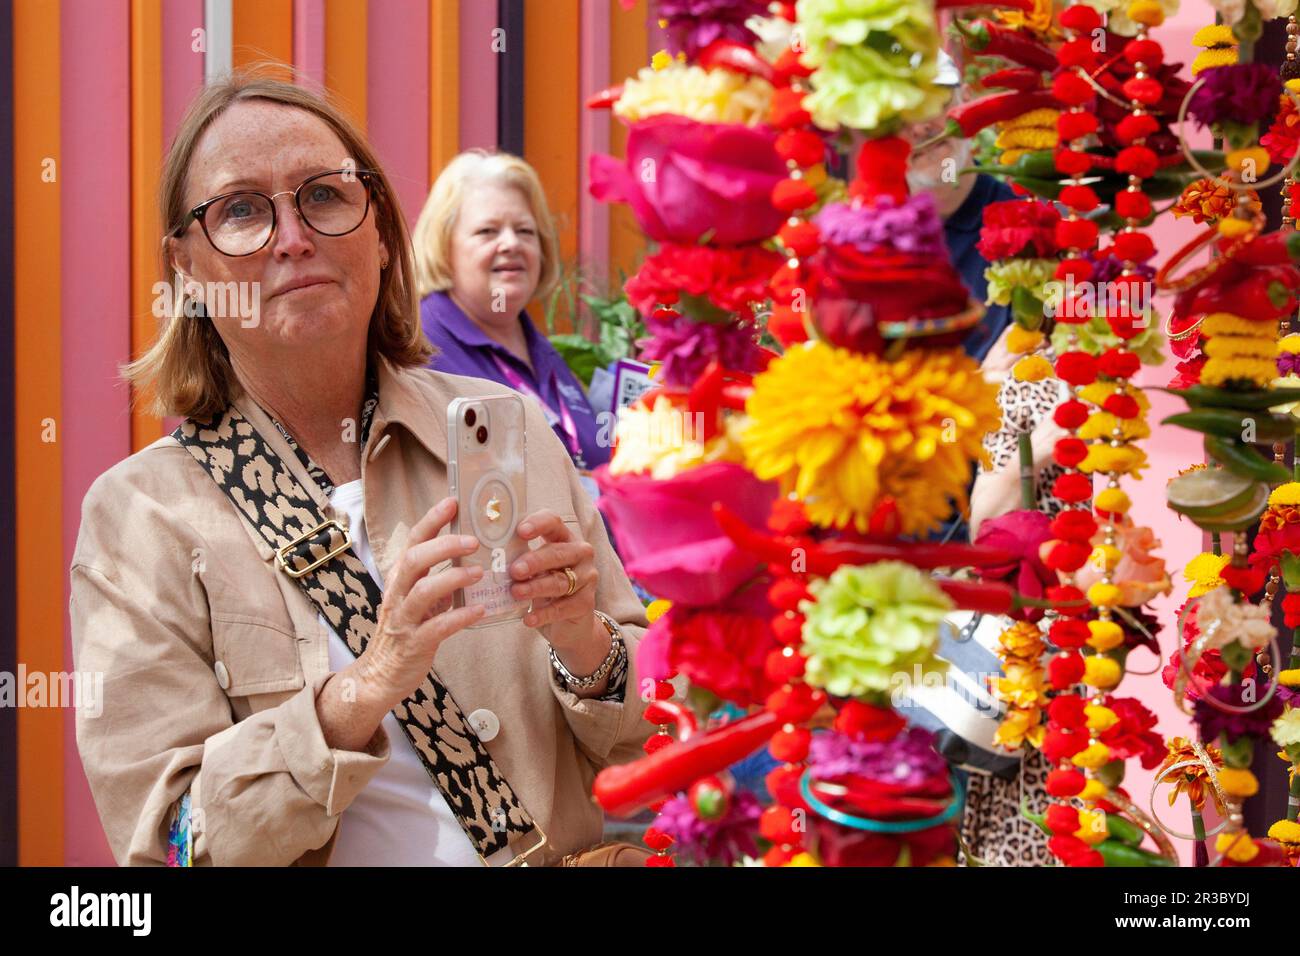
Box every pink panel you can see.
[367,0,430,226]
[161,0,206,149]
[579,0,610,296]
[457,0,497,151]
[293,0,326,89]
[60,0,131,867]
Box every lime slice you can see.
[1198,482,1270,533]
[1166,468,1256,519]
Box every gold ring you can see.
[562,566,578,597]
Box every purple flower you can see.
[1279,352,1300,376]
[813,193,947,259]
[808,727,947,790]
[653,790,762,865]
[654,0,767,59]
[1086,247,1154,284]
[1193,684,1284,743]
[1188,64,1282,130]
[636,316,764,387]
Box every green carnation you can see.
[984,259,1057,307]
[799,0,947,132]
[799,561,951,700]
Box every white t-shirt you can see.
[322,479,513,866]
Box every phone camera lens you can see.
[476,425,488,444]
[464,407,477,427]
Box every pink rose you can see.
[974,509,1056,621]
[589,115,786,246]
[596,461,778,606]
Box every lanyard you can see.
[490,353,585,466]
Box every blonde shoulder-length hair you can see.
[412,149,561,302]
[123,66,432,421]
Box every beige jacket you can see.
[69,357,652,866]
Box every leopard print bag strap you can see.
[173,404,544,863]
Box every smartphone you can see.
[447,394,529,627]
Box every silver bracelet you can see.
[549,611,624,689]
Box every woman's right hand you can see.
[318,497,486,752]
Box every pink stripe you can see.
[60,0,130,867]
[367,0,429,226]
[293,0,325,89]
[161,0,206,149]
[579,0,610,296]
[457,0,497,150]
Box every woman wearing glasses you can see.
[69,70,651,866]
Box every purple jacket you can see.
[419,291,610,470]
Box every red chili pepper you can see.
[979,67,1045,92]
[711,503,1017,574]
[696,39,776,83]
[946,90,1058,138]
[955,19,1058,73]
[585,84,623,110]
[689,362,755,441]
[1229,230,1300,266]
[1199,269,1300,321]
[937,578,1087,616]
[593,711,780,817]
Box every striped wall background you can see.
[2,0,659,866]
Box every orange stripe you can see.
[608,0,648,287]
[525,0,580,332]
[130,0,163,452]
[428,0,459,183]
[14,0,64,866]
[324,0,367,130]
[233,0,294,75]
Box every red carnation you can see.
[976,199,1061,260]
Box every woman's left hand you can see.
[508,510,599,651]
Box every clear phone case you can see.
[447,394,529,628]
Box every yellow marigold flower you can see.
[1090,544,1122,573]
[1268,482,1300,507]
[1226,147,1270,180]
[1006,325,1044,355]
[995,0,1054,34]
[1202,334,1277,360]
[1078,411,1150,443]
[616,62,775,125]
[1218,215,1257,239]
[646,599,672,623]
[1126,0,1165,26]
[651,49,672,71]
[1078,381,1150,410]
[1085,704,1119,733]
[1173,178,1260,225]
[1192,24,1237,48]
[1087,620,1125,652]
[1084,655,1123,690]
[1080,779,1108,802]
[995,126,1057,150]
[609,394,746,478]
[1268,819,1300,846]
[1215,831,1259,863]
[1073,742,1113,769]
[1002,107,1059,130]
[1202,313,1273,338]
[995,706,1043,750]
[997,620,1046,660]
[995,663,1047,709]
[999,148,1032,166]
[1216,767,1259,799]
[784,852,820,866]
[1095,488,1131,514]
[1202,356,1279,389]
[1080,443,1148,477]
[1013,354,1054,382]
[1075,810,1110,845]
[1279,334,1300,356]
[1184,551,1230,597]
[1087,581,1122,608]
[1288,78,1300,94]
[1279,668,1300,688]
[1192,47,1239,75]
[741,343,1001,537]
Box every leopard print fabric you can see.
[959,363,1069,866]
[173,400,536,858]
